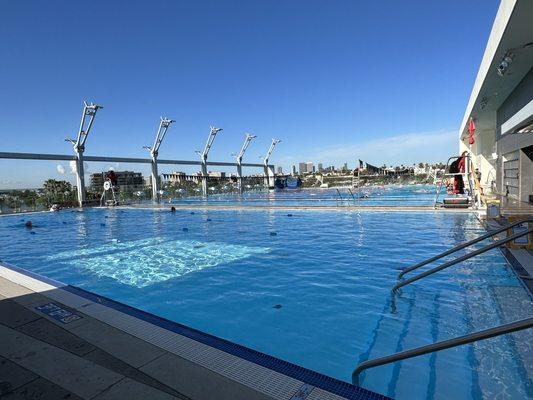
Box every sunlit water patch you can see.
[45,237,270,287]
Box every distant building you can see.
[162,171,187,184]
[318,163,323,172]
[208,171,226,178]
[298,162,307,174]
[90,171,144,190]
[306,162,314,173]
[292,165,297,175]
[342,163,348,171]
[277,166,283,174]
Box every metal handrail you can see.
[352,317,533,386]
[336,188,344,206]
[434,155,474,209]
[393,227,533,292]
[398,219,533,279]
[434,156,460,207]
[347,188,357,204]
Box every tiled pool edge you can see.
[0,261,389,400]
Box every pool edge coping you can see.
[0,261,389,400]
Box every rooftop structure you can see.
[459,0,533,203]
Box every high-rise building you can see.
[277,166,283,174]
[291,165,297,175]
[342,162,348,171]
[306,162,314,173]
[298,162,307,174]
[318,163,323,172]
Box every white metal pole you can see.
[66,102,102,207]
[235,133,256,194]
[201,159,208,197]
[263,139,280,189]
[198,126,222,197]
[151,157,159,201]
[237,164,243,193]
[144,117,174,203]
[75,149,86,206]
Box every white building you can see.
[460,0,533,203]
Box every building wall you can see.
[497,67,533,138]
[496,67,533,201]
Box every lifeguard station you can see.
[434,153,483,209]
[100,174,118,206]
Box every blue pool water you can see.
[170,184,439,207]
[0,208,531,399]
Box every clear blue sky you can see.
[0,0,499,188]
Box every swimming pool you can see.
[169,184,439,207]
[0,208,531,399]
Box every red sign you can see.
[467,118,476,145]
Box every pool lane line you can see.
[120,204,474,213]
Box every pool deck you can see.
[0,263,388,400]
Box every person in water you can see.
[170,206,176,212]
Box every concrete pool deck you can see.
[0,263,389,400]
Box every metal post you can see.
[237,163,243,193]
[263,139,280,189]
[235,133,256,194]
[150,159,159,201]
[197,126,222,197]
[66,101,102,207]
[144,117,175,203]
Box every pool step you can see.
[357,304,403,396]
[464,285,533,399]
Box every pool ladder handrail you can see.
[393,225,533,292]
[336,188,344,206]
[397,218,533,280]
[347,188,357,205]
[352,317,533,386]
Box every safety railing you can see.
[397,218,533,279]
[352,317,533,386]
[393,225,533,292]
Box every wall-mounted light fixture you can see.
[497,52,514,76]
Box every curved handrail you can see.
[393,227,533,292]
[336,188,344,206]
[352,317,533,386]
[398,219,533,279]
[347,188,356,204]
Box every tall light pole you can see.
[66,101,102,207]
[263,139,280,188]
[235,133,256,194]
[196,126,222,196]
[143,117,175,202]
